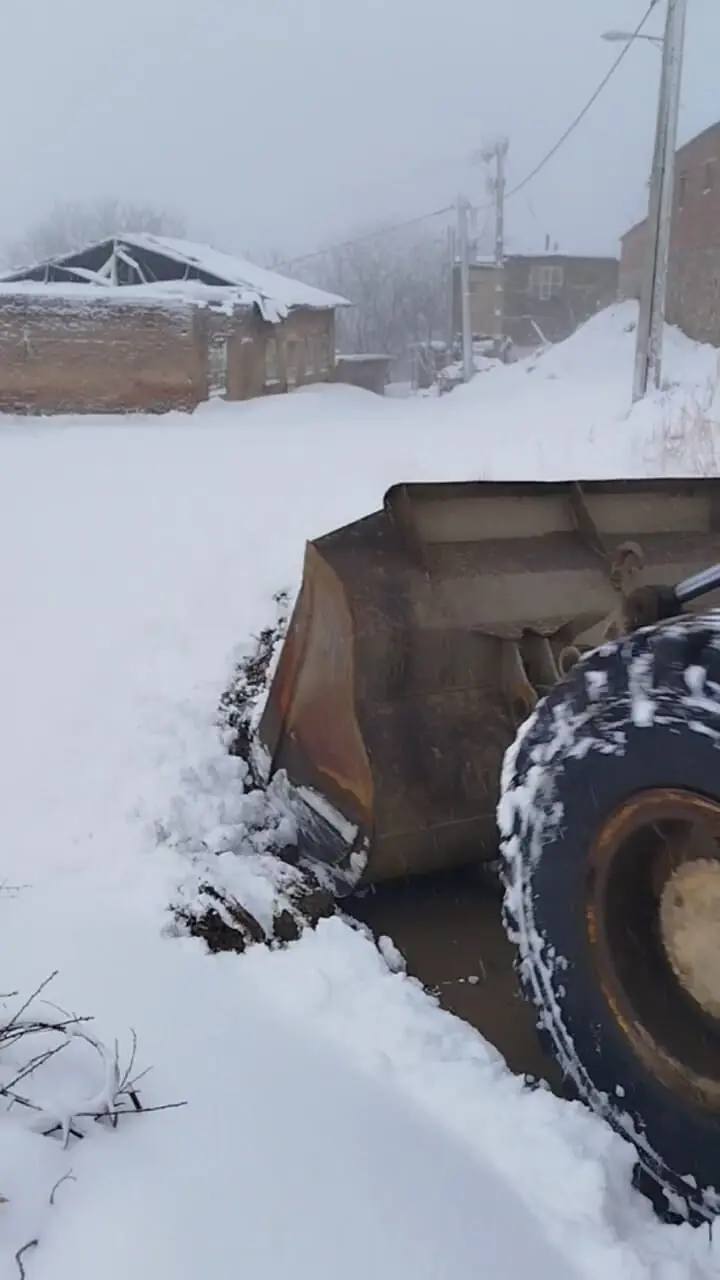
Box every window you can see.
[207,333,228,400]
[305,337,316,378]
[678,172,688,208]
[285,339,298,387]
[316,333,331,374]
[704,160,716,194]
[529,264,563,301]
[264,337,280,386]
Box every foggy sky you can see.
[3,0,717,264]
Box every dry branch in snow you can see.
[0,972,184,1144]
[1,973,185,1275]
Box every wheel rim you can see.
[587,788,720,1111]
[660,859,720,1021]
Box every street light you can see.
[601,29,663,48]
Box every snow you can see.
[0,234,350,322]
[336,351,392,362]
[0,279,195,306]
[0,301,719,1278]
[122,232,350,311]
[504,238,620,260]
[0,276,332,326]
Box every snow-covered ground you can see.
[0,301,719,1279]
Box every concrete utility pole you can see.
[633,0,688,401]
[447,224,456,350]
[492,139,508,267]
[457,196,474,382]
[483,138,509,338]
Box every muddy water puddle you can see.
[348,865,561,1089]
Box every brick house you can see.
[619,120,720,344]
[0,234,349,414]
[503,254,619,348]
[452,253,618,352]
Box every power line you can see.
[280,0,660,271]
[502,0,661,203]
[277,203,455,270]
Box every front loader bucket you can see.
[255,478,720,887]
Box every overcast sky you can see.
[2,0,717,264]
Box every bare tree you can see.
[299,227,450,359]
[4,199,187,269]
[252,249,292,271]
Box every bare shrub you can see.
[651,357,720,476]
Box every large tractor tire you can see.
[498,612,720,1222]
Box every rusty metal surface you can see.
[588,788,720,1112]
[257,477,720,884]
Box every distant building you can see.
[0,234,349,414]
[452,252,619,354]
[619,119,720,345]
[503,254,619,349]
[451,261,503,341]
[332,353,393,395]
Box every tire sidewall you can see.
[502,617,720,1217]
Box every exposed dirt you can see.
[348,864,562,1089]
[175,872,337,955]
[219,588,289,783]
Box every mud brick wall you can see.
[332,355,391,394]
[618,222,645,305]
[0,295,205,414]
[621,244,720,348]
[280,308,336,389]
[198,304,259,401]
[0,294,338,415]
[619,123,720,346]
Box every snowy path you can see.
[0,310,719,1278]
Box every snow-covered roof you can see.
[0,280,189,305]
[336,352,392,363]
[120,233,350,311]
[503,233,619,261]
[0,279,253,320]
[0,233,350,320]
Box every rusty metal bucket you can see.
[255,478,720,889]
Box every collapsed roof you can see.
[0,233,350,323]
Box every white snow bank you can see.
[0,304,719,1277]
[443,301,720,480]
[0,891,714,1280]
[0,891,590,1280]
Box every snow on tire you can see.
[498,612,720,1223]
